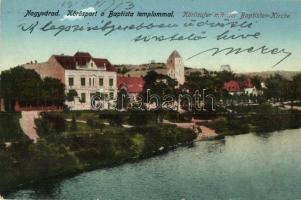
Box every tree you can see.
[43,77,65,106]
[0,67,66,111]
[251,75,262,90]
[265,74,288,102]
[0,66,43,111]
[292,73,301,100]
[66,89,78,102]
[142,71,178,102]
[215,70,235,87]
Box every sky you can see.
[0,0,301,73]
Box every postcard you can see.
[0,0,301,199]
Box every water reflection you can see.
[204,139,226,154]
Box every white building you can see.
[166,50,185,85]
[24,52,117,110]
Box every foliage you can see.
[66,89,78,102]
[69,115,78,131]
[128,110,156,126]
[0,140,80,192]
[251,75,262,90]
[0,112,29,143]
[35,112,67,135]
[265,74,291,101]
[117,67,130,75]
[0,66,65,111]
[99,111,127,127]
[142,71,178,99]
[86,118,105,130]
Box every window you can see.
[99,78,104,87]
[89,78,92,86]
[109,92,114,100]
[81,77,86,86]
[80,93,86,103]
[68,77,74,86]
[109,78,114,87]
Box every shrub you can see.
[87,118,105,130]
[69,115,78,131]
[35,112,67,135]
[0,112,28,142]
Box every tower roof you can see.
[168,50,182,59]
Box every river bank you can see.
[1,106,301,194]
[0,111,197,194]
[6,129,301,200]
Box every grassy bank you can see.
[0,111,196,193]
[206,104,301,136]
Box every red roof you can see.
[240,78,253,89]
[54,55,76,70]
[117,77,145,94]
[52,52,115,72]
[224,80,240,92]
[74,52,91,58]
[74,52,92,66]
[92,58,115,72]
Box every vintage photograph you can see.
[0,0,301,199]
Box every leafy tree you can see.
[66,89,78,102]
[265,74,290,102]
[215,70,235,88]
[0,67,66,111]
[43,77,65,106]
[251,75,262,90]
[292,73,301,100]
[0,66,43,111]
[142,71,178,104]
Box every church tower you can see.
[166,50,185,85]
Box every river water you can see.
[6,129,301,200]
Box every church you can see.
[166,50,185,85]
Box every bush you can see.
[0,112,28,142]
[128,111,156,126]
[86,118,105,130]
[35,112,67,135]
[99,111,127,126]
[69,115,78,131]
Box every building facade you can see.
[24,52,117,110]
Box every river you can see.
[6,129,301,200]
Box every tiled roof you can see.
[53,55,76,70]
[92,58,115,72]
[224,80,240,92]
[74,52,91,58]
[117,76,145,94]
[52,52,115,71]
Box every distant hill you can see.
[115,63,166,77]
[115,63,213,77]
[242,71,301,80]
[115,63,300,80]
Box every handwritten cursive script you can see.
[187,45,292,68]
